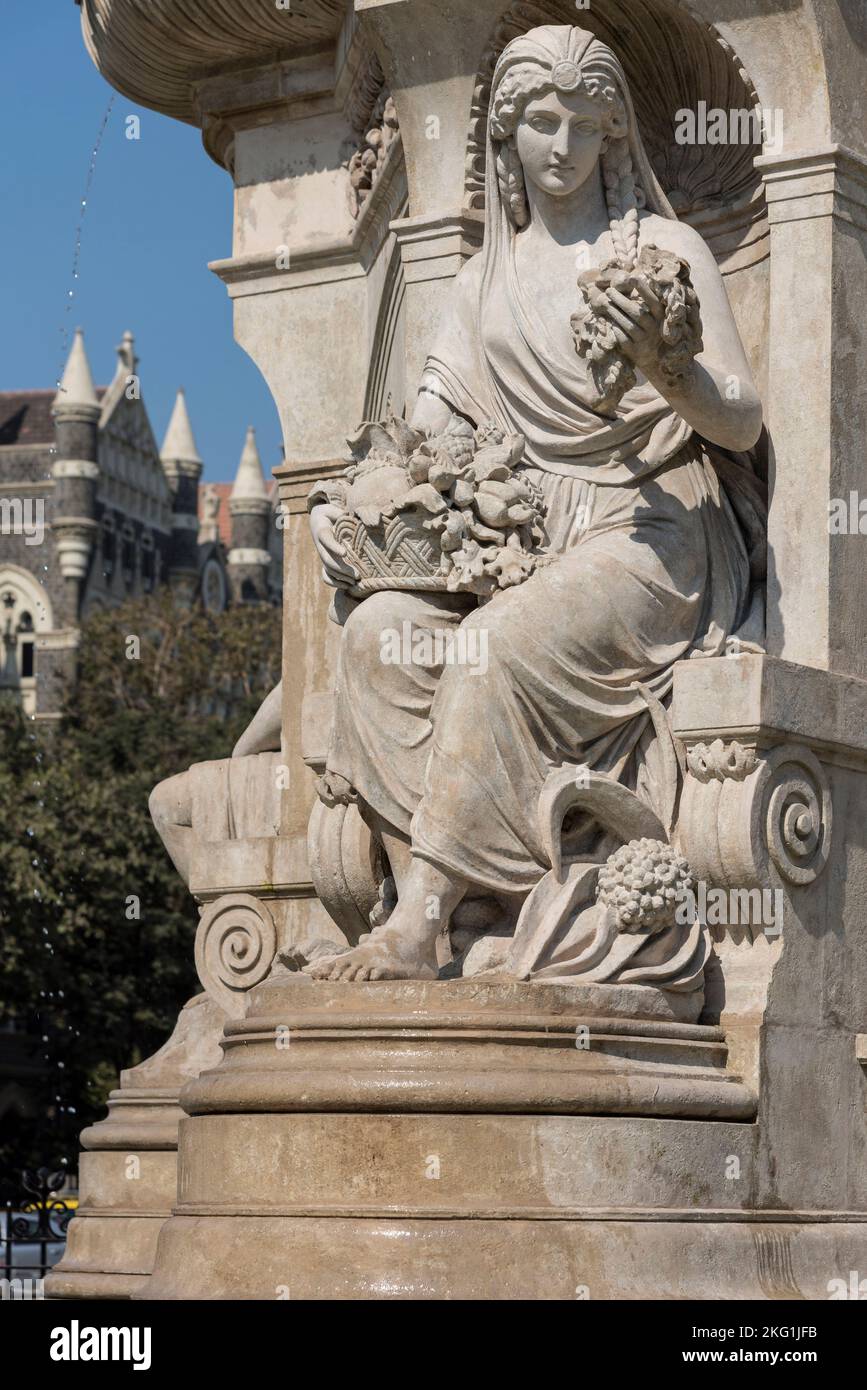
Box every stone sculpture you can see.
[304,23,766,1004]
[53,0,867,1304]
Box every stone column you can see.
[357,0,502,400]
[757,146,867,676]
[391,211,483,407]
[201,40,405,871]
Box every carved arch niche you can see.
[464,0,770,399]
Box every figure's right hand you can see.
[309,503,358,589]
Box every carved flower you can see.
[474,421,504,448]
[446,539,501,595]
[486,547,536,588]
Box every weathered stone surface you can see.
[65,0,867,1300]
[182,977,755,1119]
[45,993,226,1301]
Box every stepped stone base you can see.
[133,977,847,1300]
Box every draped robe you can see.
[322,247,755,893]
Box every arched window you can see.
[0,570,52,716]
[121,522,136,587]
[17,611,34,680]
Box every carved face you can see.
[513,88,604,199]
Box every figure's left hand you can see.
[597,278,665,372]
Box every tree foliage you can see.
[0,597,281,1184]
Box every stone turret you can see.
[160,388,203,603]
[228,426,271,602]
[51,328,100,622]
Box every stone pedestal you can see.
[45,994,225,1300]
[139,977,865,1300]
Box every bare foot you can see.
[302,921,438,981]
[303,852,467,982]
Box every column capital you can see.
[757,144,867,231]
[390,209,483,285]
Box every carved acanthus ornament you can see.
[686,738,758,782]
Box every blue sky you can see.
[1,2,283,484]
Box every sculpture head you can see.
[488,25,666,269]
[511,87,607,202]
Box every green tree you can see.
[0,597,281,1183]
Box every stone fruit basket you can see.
[334,413,547,599]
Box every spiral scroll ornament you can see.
[195,893,278,1018]
[677,742,832,901]
[762,750,831,887]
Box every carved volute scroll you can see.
[306,798,383,945]
[194,893,278,1019]
[676,740,833,905]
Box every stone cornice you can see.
[197,51,339,172]
[390,209,485,285]
[209,132,407,294]
[36,629,81,653]
[273,459,346,515]
[0,479,54,493]
[209,243,365,298]
[190,19,379,172]
[672,653,867,770]
[756,144,867,232]
[79,0,347,125]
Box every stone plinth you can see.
[45,994,225,1301]
[133,977,804,1301]
[182,977,754,1119]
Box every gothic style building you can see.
[0,328,282,719]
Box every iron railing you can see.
[1,1167,75,1298]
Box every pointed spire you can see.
[161,388,201,465]
[53,328,98,414]
[231,425,267,502]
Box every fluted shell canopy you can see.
[79,0,346,123]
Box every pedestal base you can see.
[182,976,755,1119]
[143,1106,867,1299]
[145,1210,867,1301]
[45,994,225,1301]
[136,977,825,1300]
